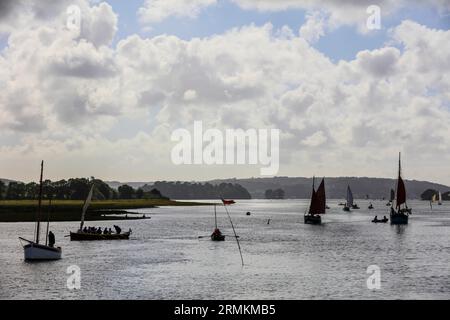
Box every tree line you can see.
[0,178,167,201]
[141,181,252,200]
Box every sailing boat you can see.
[19,161,62,261]
[343,185,353,211]
[211,204,225,241]
[390,152,411,225]
[70,185,131,241]
[386,189,395,206]
[304,177,326,224]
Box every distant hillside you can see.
[141,181,251,200]
[208,177,450,199]
[0,179,16,185]
[106,181,149,189]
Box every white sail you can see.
[80,185,94,230]
[346,186,354,207]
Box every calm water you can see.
[0,200,449,300]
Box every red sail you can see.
[308,188,318,214]
[396,176,406,208]
[315,178,326,214]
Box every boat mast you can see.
[214,204,217,229]
[35,160,44,244]
[45,198,51,246]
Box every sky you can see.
[0,0,450,184]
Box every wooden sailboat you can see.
[19,161,62,261]
[69,185,131,241]
[304,177,326,224]
[386,189,395,206]
[211,204,225,241]
[390,153,411,224]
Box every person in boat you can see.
[83,226,88,233]
[108,228,112,234]
[372,215,378,222]
[114,225,122,234]
[383,215,388,221]
[103,227,108,235]
[48,231,55,247]
[211,228,222,237]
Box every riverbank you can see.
[0,199,212,222]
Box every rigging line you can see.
[222,202,244,267]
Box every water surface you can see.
[1,200,449,299]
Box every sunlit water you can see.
[0,200,449,300]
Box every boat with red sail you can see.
[304,177,326,225]
[390,153,411,224]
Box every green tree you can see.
[6,182,26,199]
[136,188,144,199]
[0,181,6,200]
[118,184,135,199]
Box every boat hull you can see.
[70,231,131,241]
[390,211,409,225]
[24,243,62,261]
[211,234,225,241]
[343,206,351,212]
[372,219,388,223]
[304,215,321,225]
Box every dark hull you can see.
[390,211,409,225]
[70,231,130,241]
[343,206,350,212]
[304,214,321,225]
[211,234,225,241]
[372,219,388,223]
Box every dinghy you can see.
[372,217,388,223]
[211,205,225,241]
[19,161,62,261]
[343,186,353,212]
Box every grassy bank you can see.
[0,199,211,222]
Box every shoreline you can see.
[0,199,212,223]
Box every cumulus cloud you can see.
[1,1,450,183]
[299,11,327,43]
[138,0,217,24]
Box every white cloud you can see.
[299,11,327,43]
[138,0,217,24]
[0,2,450,183]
